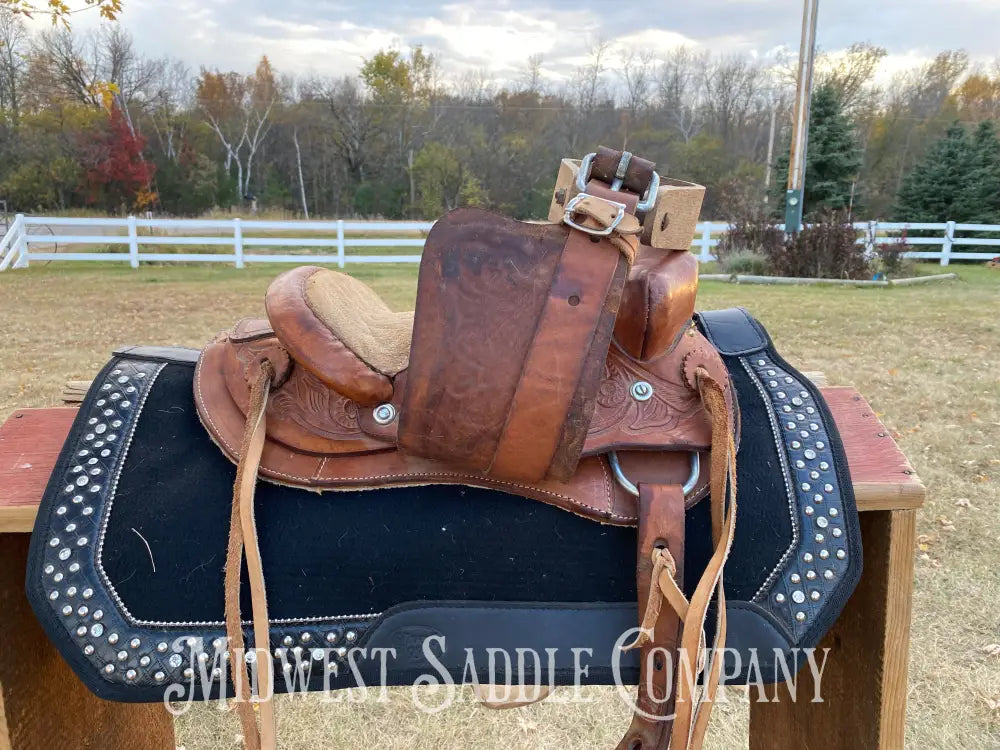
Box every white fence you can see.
[1,214,998,272]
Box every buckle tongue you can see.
[563,194,626,237]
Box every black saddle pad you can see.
[27,309,861,702]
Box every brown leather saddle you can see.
[195,147,737,750]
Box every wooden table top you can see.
[0,386,924,533]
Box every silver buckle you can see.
[608,451,701,498]
[563,194,626,237]
[576,152,661,213]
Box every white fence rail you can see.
[1,214,998,271]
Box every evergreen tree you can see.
[966,120,1000,224]
[893,123,981,222]
[772,84,863,219]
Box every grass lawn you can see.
[1,261,997,749]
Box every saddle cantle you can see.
[26,147,862,750]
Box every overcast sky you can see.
[59,0,1000,84]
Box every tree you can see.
[894,121,1000,224]
[81,104,155,211]
[772,84,863,218]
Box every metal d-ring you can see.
[608,451,701,498]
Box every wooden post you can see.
[0,533,176,749]
[337,219,345,268]
[127,215,139,269]
[13,213,28,269]
[749,509,917,750]
[940,220,955,266]
[700,222,713,263]
[233,217,244,269]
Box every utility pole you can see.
[785,0,819,233]
[763,99,778,202]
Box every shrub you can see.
[874,229,916,278]
[716,207,785,264]
[766,211,870,279]
[721,251,769,275]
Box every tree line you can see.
[1,10,999,223]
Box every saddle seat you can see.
[265,265,413,406]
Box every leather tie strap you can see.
[224,360,278,750]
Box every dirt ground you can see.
[1,261,997,749]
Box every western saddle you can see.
[195,146,737,750]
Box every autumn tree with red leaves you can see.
[80,105,156,212]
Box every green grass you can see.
[0,261,997,748]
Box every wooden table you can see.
[0,387,923,749]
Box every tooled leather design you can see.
[269,370,363,440]
[590,354,698,436]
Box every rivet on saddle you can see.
[194,146,737,750]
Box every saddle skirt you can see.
[25,148,862,750]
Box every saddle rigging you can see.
[196,146,737,750]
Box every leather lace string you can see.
[224,361,278,750]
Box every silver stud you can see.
[629,381,654,402]
[101,449,111,457]
[168,654,183,668]
[769,380,778,388]
[84,644,95,655]
[82,507,94,516]
[126,385,136,394]
[757,359,766,366]
[790,573,801,584]
[775,593,786,603]
[93,609,103,620]
[245,651,257,664]
[117,376,129,384]
[335,646,347,659]
[87,457,98,465]
[327,663,338,673]
[805,505,814,516]
[806,406,815,414]
[766,369,776,376]
[803,449,816,460]
[66,586,77,597]
[154,671,165,682]
[76,625,88,637]
[62,604,73,615]
[91,623,104,637]
[69,563,80,572]
[157,642,168,653]
[108,632,119,645]
[824,569,835,580]
[810,470,820,480]
[832,528,843,538]
[776,391,786,399]
[72,495,83,504]
[791,590,806,604]
[78,606,88,617]
[212,667,222,679]
[48,590,59,601]
[796,413,806,422]
[795,460,806,469]
[65,522,77,533]
[814,494,824,503]
[373,403,397,424]
[816,441,825,449]
[782,405,792,413]
[801,482,811,491]
[806,570,817,580]
[803,552,814,563]
[824,484,834,493]
[44,564,55,575]
[282,635,294,647]
[819,549,830,560]
[82,588,93,599]
[836,549,846,560]
[311,648,325,661]
[800,430,809,438]
[791,441,801,449]
[59,547,72,560]
[815,533,825,543]
[816,516,829,529]
[300,633,312,644]
[89,467,101,476]
[197,652,209,664]
[791,397,803,406]
[54,572,64,582]
[76,537,88,546]
[819,461,829,470]
[786,422,796,430]
[103,663,115,674]
[795,612,806,622]
[212,637,224,651]
[88,485,100,493]
[130,638,141,649]
[810,590,821,601]
[809,423,819,432]
[137,655,150,668]
[117,650,128,661]
[79,449,90,457]
[183,667,193,679]
[345,631,357,643]
[136,371,146,378]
